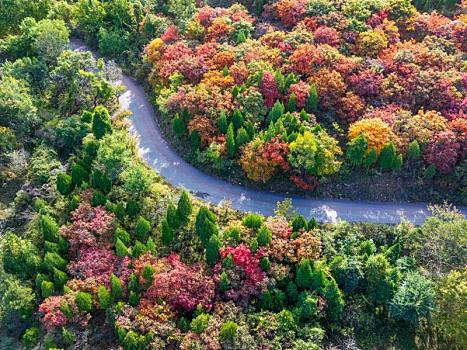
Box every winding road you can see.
[71,40,466,224]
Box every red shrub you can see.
[213,244,267,304]
[262,136,290,172]
[314,26,340,47]
[161,25,178,43]
[424,130,462,174]
[275,0,307,26]
[60,203,114,254]
[260,71,281,108]
[145,254,215,312]
[290,174,319,190]
[289,81,310,109]
[289,44,323,75]
[38,296,70,331]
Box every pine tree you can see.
[57,173,73,196]
[287,93,297,112]
[190,130,201,150]
[71,162,89,187]
[292,215,307,232]
[236,127,250,148]
[232,110,244,131]
[363,148,378,169]
[132,241,147,258]
[379,142,397,170]
[167,203,180,229]
[135,216,151,241]
[115,227,131,246]
[347,135,368,167]
[306,84,318,113]
[97,285,112,309]
[260,257,271,271]
[226,123,236,158]
[161,219,174,245]
[394,154,403,170]
[172,114,185,137]
[142,264,155,285]
[424,164,436,179]
[195,206,218,246]
[307,217,318,230]
[296,258,313,289]
[177,191,192,223]
[128,273,140,293]
[232,86,240,99]
[40,215,59,243]
[110,273,123,300]
[146,237,157,255]
[245,121,255,138]
[53,267,68,286]
[236,30,247,45]
[219,272,229,293]
[218,111,228,133]
[91,169,111,194]
[268,100,285,123]
[115,238,129,258]
[41,281,54,298]
[76,292,93,312]
[181,109,191,123]
[407,140,420,160]
[92,106,112,139]
[284,73,297,91]
[205,234,221,267]
[257,226,272,246]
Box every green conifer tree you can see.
[92,106,112,139]
[218,111,228,134]
[71,162,89,187]
[379,142,397,170]
[161,219,174,245]
[232,110,244,130]
[172,114,185,137]
[363,148,378,169]
[347,135,368,167]
[190,130,201,150]
[97,285,112,309]
[226,123,236,158]
[110,273,123,300]
[236,127,250,148]
[287,93,297,112]
[257,226,272,246]
[236,30,247,45]
[306,84,318,113]
[167,203,180,229]
[407,140,420,160]
[296,258,313,289]
[195,206,218,246]
[292,215,307,232]
[177,190,192,223]
[205,234,221,266]
[115,238,129,258]
[57,173,73,196]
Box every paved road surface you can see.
[71,40,466,224]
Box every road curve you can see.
[71,40,466,225]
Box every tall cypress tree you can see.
[306,84,318,113]
[218,111,228,134]
[287,93,297,112]
[195,207,218,246]
[226,123,236,158]
[177,191,192,223]
[379,142,397,170]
